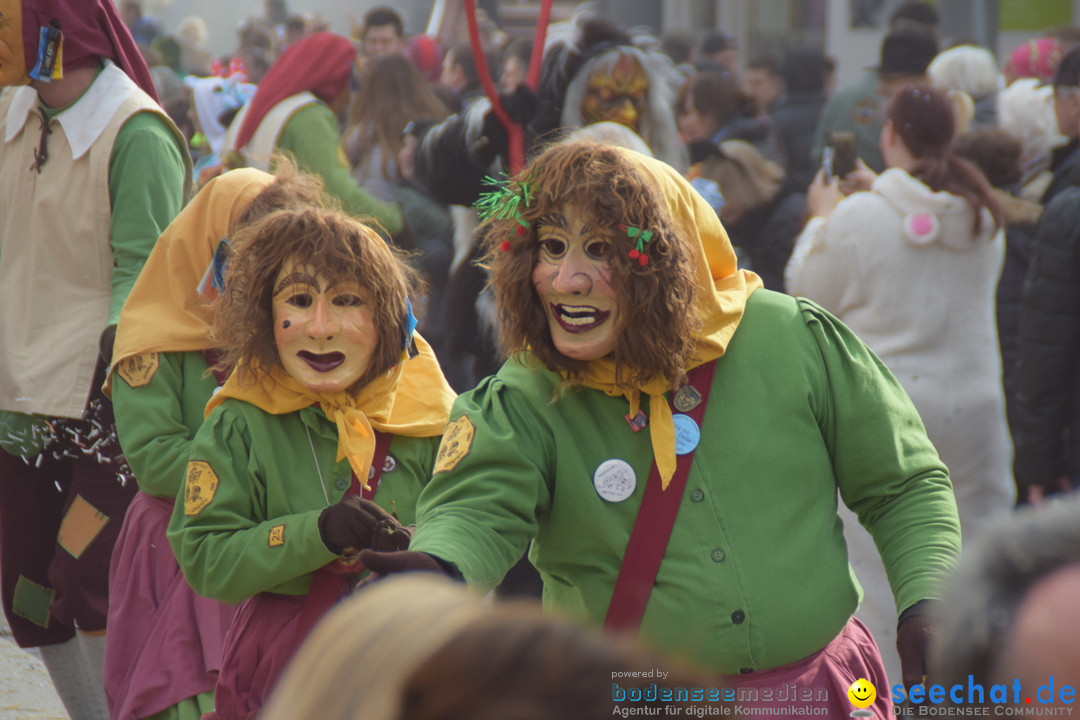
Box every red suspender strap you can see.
[296,430,393,642]
[604,360,717,631]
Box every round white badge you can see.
[673,413,701,455]
[593,459,637,503]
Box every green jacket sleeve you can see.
[411,375,554,591]
[167,405,336,603]
[277,103,404,235]
[802,299,961,613]
[107,111,188,325]
[113,351,218,498]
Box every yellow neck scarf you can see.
[105,169,276,395]
[577,149,763,489]
[208,334,455,489]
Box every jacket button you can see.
[711,548,726,563]
[740,666,754,675]
[690,488,704,502]
[334,478,348,491]
[731,610,745,624]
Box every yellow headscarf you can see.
[577,147,763,488]
[207,334,455,489]
[105,168,276,394]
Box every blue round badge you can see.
[672,413,701,455]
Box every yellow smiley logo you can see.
[848,677,876,709]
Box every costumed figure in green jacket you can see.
[168,206,455,720]
[361,140,962,717]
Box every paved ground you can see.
[0,615,67,720]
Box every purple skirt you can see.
[105,492,237,720]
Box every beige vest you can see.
[0,64,177,418]
[222,91,318,171]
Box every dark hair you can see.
[889,1,940,32]
[484,141,699,389]
[447,42,480,89]
[782,47,831,94]
[1053,44,1080,89]
[677,71,754,130]
[887,85,1003,233]
[746,51,780,75]
[215,207,420,393]
[362,7,404,37]
[660,31,694,65]
[953,128,1023,189]
[700,31,737,55]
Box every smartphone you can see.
[829,131,858,179]
[821,145,835,183]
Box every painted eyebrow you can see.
[537,214,568,229]
[273,272,321,296]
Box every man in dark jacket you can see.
[1013,50,1080,503]
[1041,47,1080,205]
[770,47,831,190]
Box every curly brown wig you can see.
[214,207,421,393]
[484,141,700,389]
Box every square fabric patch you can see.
[58,494,109,559]
[13,575,54,628]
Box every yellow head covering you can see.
[107,167,276,394]
[577,147,762,488]
[208,333,454,489]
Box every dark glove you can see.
[357,549,455,578]
[99,324,117,365]
[477,84,538,166]
[318,496,408,555]
[897,606,936,690]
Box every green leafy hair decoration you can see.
[475,174,533,250]
[619,224,654,266]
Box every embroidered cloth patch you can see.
[184,461,219,516]
[117,353,160,388]
[433,415,475,474]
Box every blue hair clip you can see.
[403,298,419,358]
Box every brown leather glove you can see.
[318,496,406,555]
[897,608,936,690]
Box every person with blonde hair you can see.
[691,140,805,291]
[265,574,699,720]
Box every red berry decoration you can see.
[628,249,640,259]
[500,240,512,252]
[638,254,649,267]
[515,224,526,235]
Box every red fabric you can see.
[19,0,158,100]
[234,32,355,151]
[604,360,717,631]
[1008,37,1064,83]
[720,617,893,718]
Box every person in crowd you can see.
[1012,47,1080,505]
[184,75,258,185]
[0,2,189,718]
[697,30,740,75]
[954,128,1042,464]
[344,54,451,202]
[438,41,486,111]
[222,32,405,236]
[787,85,1014,682]
[996,78,1067,202]
[499,38,533,94]
[168,206,455,719]
[264,574,701,720]
[677,70,786,167]
[357,6,408,60]
[282,14,312,49]
[1003,36,1064,86]
[660,30,697,81]
[104,165,325,720]
[120,0,161,47]
[1038,46,1080,205]
[931,494,1080,699]
[770,47,832,190]
[360,140,961,716]
[176,15,214,77]
[928,44,1001,128]
[813,3,939,173]
[743,51,785,116]
[691,140,806,292]
[232,18,278,85]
